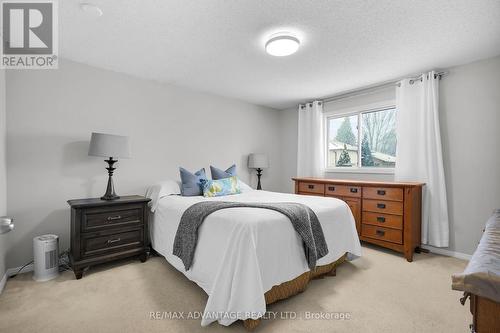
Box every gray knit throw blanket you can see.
[173,201,329,270]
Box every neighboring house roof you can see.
[329,141,357,151]
[372,151,396,163]
[329,140,395,163]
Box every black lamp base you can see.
[101,158,120,201]
[101,192,120,201]
[256,168,263,190]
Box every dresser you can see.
[293,177,424,262]
[67,195,151,279]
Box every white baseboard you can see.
[0,272,6,294]
[421,245,472,261]
[0,264,34,295]
[6,263,34,277]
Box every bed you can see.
[147,182,362,328]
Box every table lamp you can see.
[88,132,130,200]
[248,153,269,190]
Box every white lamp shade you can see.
[248,153,269,169]
[88,132,131,158]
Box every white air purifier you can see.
[33,234,59,282]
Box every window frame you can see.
[323,101,396,174]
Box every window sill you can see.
[324,167,395,175]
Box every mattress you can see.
[149,190,362,326]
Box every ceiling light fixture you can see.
[80,3,103,17]
[265,33,300,57]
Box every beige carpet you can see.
[0,245,469,333]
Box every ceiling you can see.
[60,0,500,109]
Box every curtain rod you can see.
[319,71,448,104]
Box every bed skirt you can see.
[243,253,348,330]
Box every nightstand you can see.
[67,195,151,279]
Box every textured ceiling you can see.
[60,0,500,109]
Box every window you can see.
[326,107,396,170]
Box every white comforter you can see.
[149,190,362,326]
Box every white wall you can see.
[4,55,499,268]
[5,59,282,269]
[0,69,7,280]
[439,56,500,255]
[279,55,500,256]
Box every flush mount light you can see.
[80,3,103,17]
[265,34,300,57]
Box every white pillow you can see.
[238,179,254,192]
[145,180,181,212]
[146,178,253,212]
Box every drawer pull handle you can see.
[376,230,385,237]
[377,203,386,209]
[460,292,471,306]
[377,216,386,222]
[308,185,314,189]
[107,238,121,244]
[107,215,122,221]
[377,190,386,195]
[350,188,358,193]
[328,186,335,191]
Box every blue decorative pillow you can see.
[179,167,207,196]
[210,164,236,180]
[201,176,241,197]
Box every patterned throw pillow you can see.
[201,176,241,197]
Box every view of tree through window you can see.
[327,108,396,168]
[327,115,358,167]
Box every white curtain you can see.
[297,101,325,177]
[395,71,449,247]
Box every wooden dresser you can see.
[67,195,151,279]
[293,177,424,262]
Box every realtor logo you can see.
[1,0,58,69]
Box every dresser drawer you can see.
[363,199,403,215]
[82,205,143,232]
[363,187,403,201]
[82,229,143,257]
[298,182,325,195]
[325,184,361,198]
[362,224,402,244]
[362,211,403,230]
[298,192,325,197]
[344,198,361,235]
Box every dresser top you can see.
[292,177,425,187]
[67,195,151,208]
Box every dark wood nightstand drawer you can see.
[82,229,143,257]
[68,195,151,279]
[82,205,143,232]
